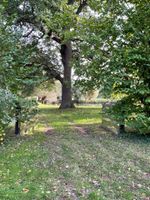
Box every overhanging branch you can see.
[44,65,64,84]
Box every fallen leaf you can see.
[23,188,29,193]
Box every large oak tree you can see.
[3,0,89,108]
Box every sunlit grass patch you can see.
[38,104,102,130]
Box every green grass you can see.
[0,105,150,200]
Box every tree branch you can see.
[22,28,34,37]
[67,0,88,14]
[47,30,62,44]
[76,0,88,15]
[68,0,75,5]
[52,36,61,44]
[44,65,63,84]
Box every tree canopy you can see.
[75,0,150,133]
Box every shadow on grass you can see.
[117,132,150,144]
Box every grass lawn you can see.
[0,105,150,200]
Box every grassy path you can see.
[0,105,150,200]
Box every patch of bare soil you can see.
[73,126,88,135]
[143,172,150,179]
[44,127,55,135]
[142,197,150,200]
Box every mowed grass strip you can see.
[0,105,150,200]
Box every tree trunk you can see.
[118,110,125,134]
[118,124,125,134]
[15,120,20,135]
[15,102,21,135]
[60,42,74,109]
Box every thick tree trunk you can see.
[60,42,74,109]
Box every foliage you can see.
[75,0,150,134]
[0,90,38,142]
[0,5,42,139]
[13,97,38,123]
[0,89,15,144]
[0,126,5,145]
[0,89,15,126]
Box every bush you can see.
[106,97,150,135]
[0,89,38,142]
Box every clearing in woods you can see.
[0,105,150,200]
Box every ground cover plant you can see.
[0,105,150,200]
